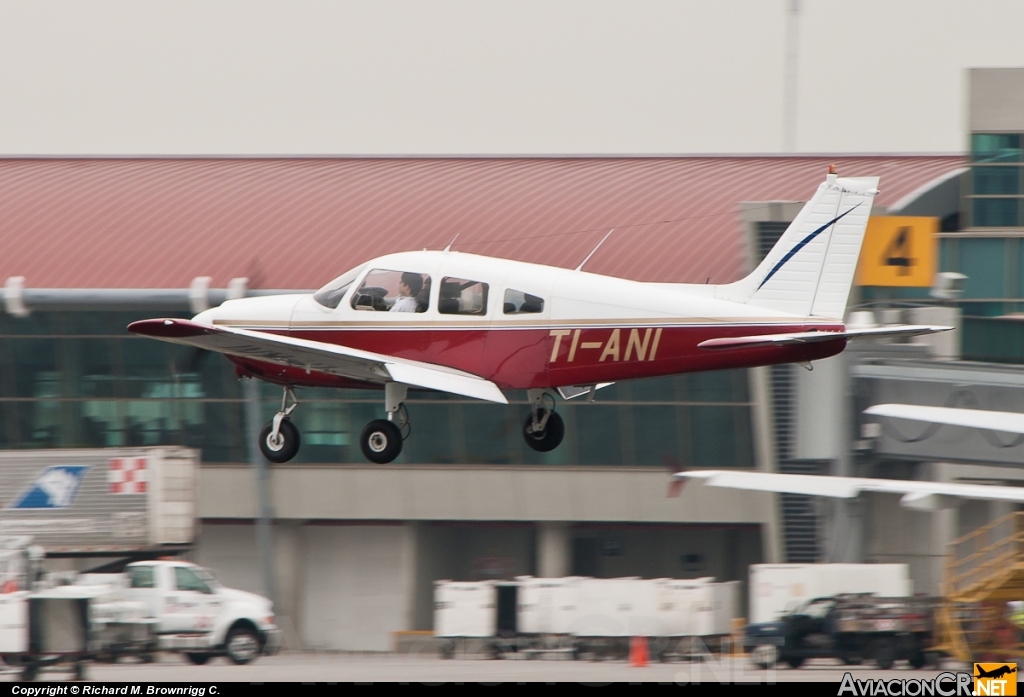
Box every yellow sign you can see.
[975,663,1018,696]
[855,216,938,287]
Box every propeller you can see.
[663,453,688,498]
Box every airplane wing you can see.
[697,325,951,350]
[676,470,1024,510]
[127,318,508,404]
[864,403,1024,434]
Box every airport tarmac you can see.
[54,653,972,684]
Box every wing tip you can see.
[127,318,209,339]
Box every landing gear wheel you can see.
[361,419,403,464]
[225,626,261,665]
[186,652,212,665]
[522,410,564,452]
[259,418,300,463]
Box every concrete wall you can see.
[300,524,415,651]
[970,67,1024,132]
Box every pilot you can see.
[390,273,423,313]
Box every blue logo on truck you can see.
[9,466,90,509]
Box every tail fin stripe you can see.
[756,202,861,290]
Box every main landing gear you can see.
[360,383,410,464]
[522,389,564,452]
[258,383,413,465]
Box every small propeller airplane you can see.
[129,167,949,464]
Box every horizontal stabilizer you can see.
[697,324,951,350]
[865,403,1024,434]
[128,318,508,404]
[677,470,1024,508]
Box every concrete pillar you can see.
[273,520,304,649]
[537,522,571,578]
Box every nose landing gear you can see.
[259,387,301,463]
[359,382,410,464]
[522,389,564,452]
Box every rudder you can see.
[716,170,880,319]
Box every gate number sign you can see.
[855,216,938,287]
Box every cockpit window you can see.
[439,277,488,315]
[503,289,545,314]
[313,264,367,309]
[351,269,431,313]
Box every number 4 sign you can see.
[855,216,938,287]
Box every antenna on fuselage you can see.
[444,234,460,252]
[575,229,614,272]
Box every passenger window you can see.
[439,277,488,315]
[503,289,545,314]
[351,269,431,313]
[130,566,155,589]
[174,566,213,594]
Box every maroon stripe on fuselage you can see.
[227,323,845,391]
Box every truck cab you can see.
[125,561,279,665]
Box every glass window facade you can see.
[969,133,1024,228]
[0,311,756,468]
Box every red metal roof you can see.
[0,156,964,289]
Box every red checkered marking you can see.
[108,457,148,494]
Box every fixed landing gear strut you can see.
[522,389,564,452]
[259,387,301,463]
[360,382,410,464]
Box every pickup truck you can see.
[745,594,939,670]
[123,560,280,665]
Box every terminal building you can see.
[2,68,1021,650]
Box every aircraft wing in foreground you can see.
[676,470,1024,511]
[864,403,1024,434]
[128,318,508,405]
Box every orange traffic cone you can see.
[629,636,649,667]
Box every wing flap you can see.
[128,318,509,404]
[697,324,951,350]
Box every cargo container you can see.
[0,447,198,554]
[749,564,912,624]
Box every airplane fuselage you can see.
[196,251,846,391]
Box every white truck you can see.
[122,560,280,665]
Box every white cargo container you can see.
[516,576,582,636]
[749,564,912,624]
[572,577,662,638]
[0,447,198,553]
[656,578,740,637]
[434,581,497,638]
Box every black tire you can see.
[785,655,805,669]
[185,652,212,665]
[73,660,86,681]
[522,410,565,452]
[21,662,37,681]
[841,655,864,666]
[360,419,403,464]
[750,644,778,669]
[908,652,926,669]
[874,637,896,670]
[258,419,301,463]
[225,625,262,665]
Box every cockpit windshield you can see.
[313,265,367,309]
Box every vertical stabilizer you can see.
[716,170,880,319]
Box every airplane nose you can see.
[192,307,220,325]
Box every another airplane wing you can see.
[865,403,1024,434]
[697,325,951,350]
[127,318,508,404]
[676,470,1024,510]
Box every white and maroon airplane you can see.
[129,168,946,464]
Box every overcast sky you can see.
[1,0,1023,156]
